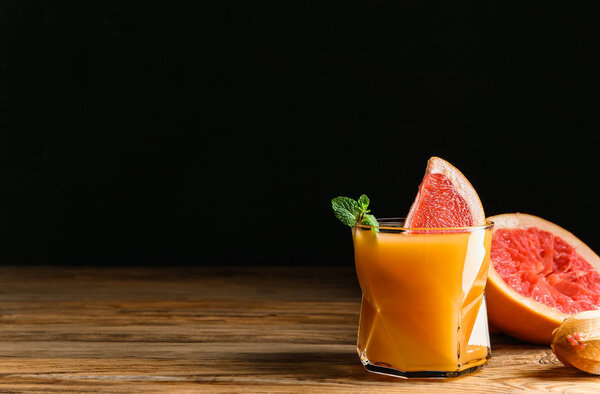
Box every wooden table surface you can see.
[0,265,598,392]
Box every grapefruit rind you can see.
[486,213,600,344]
[405,157,485,228]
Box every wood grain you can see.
[0,265,598,392]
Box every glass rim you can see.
[355,217,494,231]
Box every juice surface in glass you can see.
[353,218,493,378]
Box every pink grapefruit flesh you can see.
[406,172,474,227]
[492,227,600,315]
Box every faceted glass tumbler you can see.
[353,218,494,378]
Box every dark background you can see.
[3,2,600,265]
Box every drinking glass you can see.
[353,218,494,378]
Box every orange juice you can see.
[353,219,493,377]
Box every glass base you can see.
[360,353,490,379]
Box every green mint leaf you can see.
[332,196,359,216]
[361,214,379,228]
[332,194,379,231]
[331,197,359,227]
[357,194,370,212]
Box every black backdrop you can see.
[4,2,600,265]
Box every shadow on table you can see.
[516,364,594,380]
[233,350,400,383]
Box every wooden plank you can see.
[0,266,598,392]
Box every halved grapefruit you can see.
[486,213,600,344]
[405,156,485,228]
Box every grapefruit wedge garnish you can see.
[486,213,600,344]
[405,157,485,228]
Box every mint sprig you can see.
[331,194,379,230]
